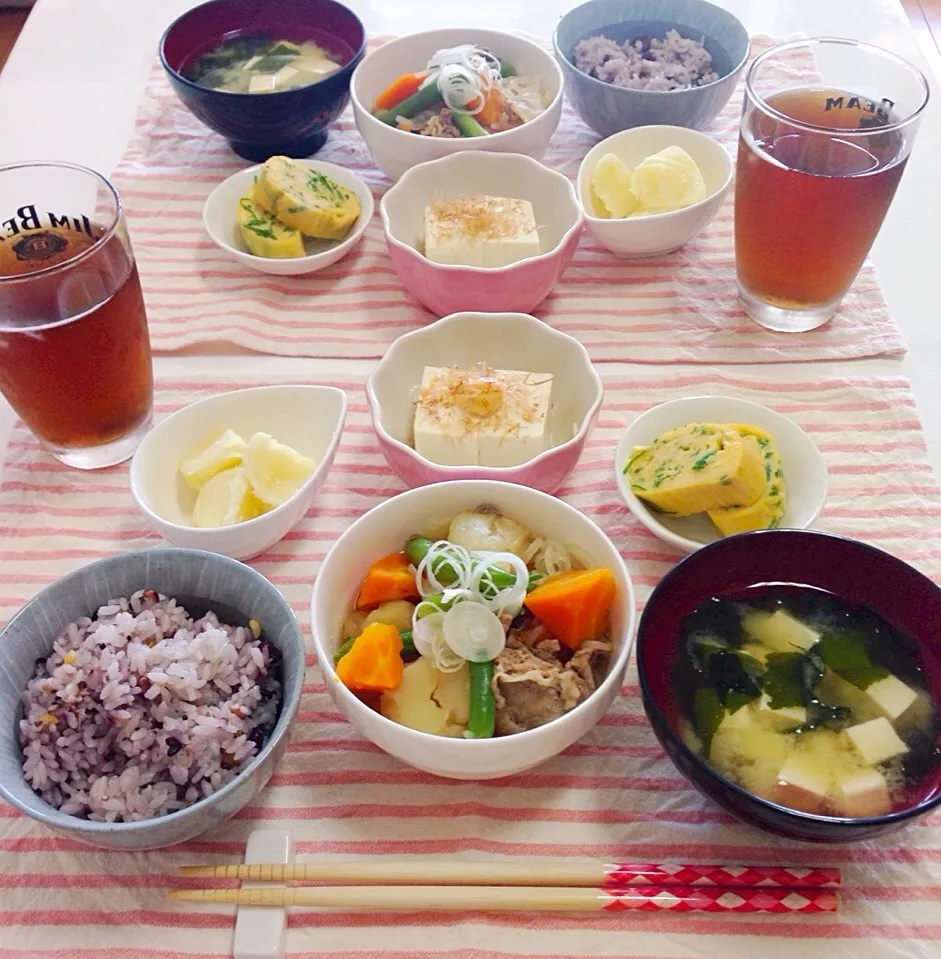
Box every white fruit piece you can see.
[843,717,909,766]
[863,674,918,721]
[590,153,639,218]
[180,429,247,490]
[241,432,317,507]
[191,467,268,528]
[630,145,706,212]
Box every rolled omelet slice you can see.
[253,155,360,241]
[237,189,306,258]
[708,424,786,535]
[627,424,766,516]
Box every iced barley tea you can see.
[736,87,907,310]
[733,39,928,332]
[0,163,153,468]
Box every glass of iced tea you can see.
[735,38,929,332]
[0,162,153,468]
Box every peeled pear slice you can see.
[190,467,269,528]
[241,432,317,507]
[589,153,639,218]
[630,145,706,212]
[179,429,247,490]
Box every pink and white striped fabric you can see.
[109,36,905,363]
[1,369,940,959]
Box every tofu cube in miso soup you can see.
[843,717,909,766]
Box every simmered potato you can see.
[381,658,468,737]
[364,600,415,633]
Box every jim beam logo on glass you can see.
[824,94,896,129]
[0,203,94,262]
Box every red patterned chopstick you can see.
[600,885,840,914]
[602,863,842,889]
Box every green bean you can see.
[466,661,495,739]
[374,81,442,125]
[334,629,413,664]
[453,112,488,137]
[333,635,357,664]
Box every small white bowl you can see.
[366,311,603,493]
[130,386,347,560]
[614,396,828,553]
[310,479,636,780]
[351,28,564,182]
[380,152,583,316]
[577,125,733,259]
[202,161,374,276]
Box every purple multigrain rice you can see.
[18,589,282,823]
[574,29,719,91]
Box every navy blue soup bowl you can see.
[160,0,366,162]
[636,529,941,843]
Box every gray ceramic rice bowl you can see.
[554,0,750,137]
[0,548,304,850]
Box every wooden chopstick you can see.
[168,884,839,914]
[177,859,841,889]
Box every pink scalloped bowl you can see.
[379,152,583,317]
[366,311,603,493]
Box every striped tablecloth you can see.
[109,36,905,364]
[2,369,940,959]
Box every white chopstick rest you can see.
[232,829,294,959]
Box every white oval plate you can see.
[613,395,828,553]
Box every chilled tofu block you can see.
[413,366,553,468]
[413,367,479,466]
[477,371,552,467]
[833,769,892,817]
[743,608,820,653]
[843,717,909,765]
[772,757,829,815]
[755,693,806,731]
[424,195,541,268]
[864,674,918,721]
[626,424,766,516]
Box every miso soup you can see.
[184,34,341,93]
[676,584,940,818]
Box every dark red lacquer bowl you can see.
[637,529,941,842]
[160,0,366,161]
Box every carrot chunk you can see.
[373,71,428,112]
[355,552,420,609]
[335,622,404,693]
[523,568,616,650]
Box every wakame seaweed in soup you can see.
[184,34,341,94]
[675,584,941,817]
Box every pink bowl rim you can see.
[365,311,604,481]
[351,28,564,147]
[379,152,584,278]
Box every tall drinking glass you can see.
[0,162,153,468]
[735,38,929,332]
